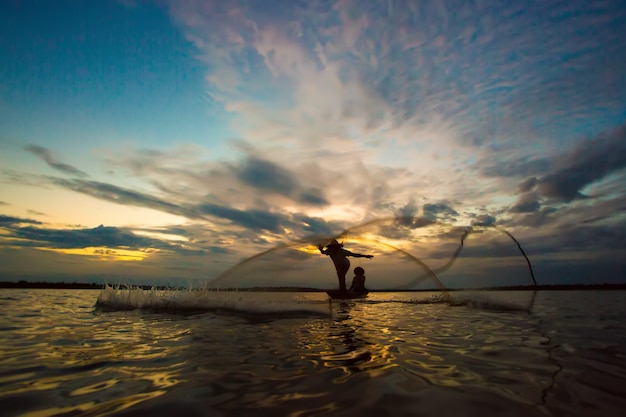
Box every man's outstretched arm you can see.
[346,251,373,259]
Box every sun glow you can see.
[132,231,187,242]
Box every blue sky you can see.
[1,0,625,288]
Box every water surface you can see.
[1,288,625,416]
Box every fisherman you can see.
[317,239,373,293]
[349,266,368,294]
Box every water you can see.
[1,288,625,416]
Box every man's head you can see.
[327,239,343,248]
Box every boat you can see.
[326,289,369,299]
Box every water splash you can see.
[95,285,331,317]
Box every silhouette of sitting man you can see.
[318,239,373,293]
[349,266,367,294]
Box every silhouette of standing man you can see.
[318,239,373,293]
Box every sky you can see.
[1,0,625,289]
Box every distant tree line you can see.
[0,281,105,289]
[0,281,624,291]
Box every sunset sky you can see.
[1,0,625,288]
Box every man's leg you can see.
[337,265,348,292]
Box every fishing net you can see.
[208,216,536,291]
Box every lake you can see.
[1,288,625,416]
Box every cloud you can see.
[0,221,209,256]
[518,177,539,193]
[471,214,496,227]
[42,174,341,239]
[506,207,558,228]
[49,178,196,219]
[0,214,43,226]
[237,157,297,194]
[195,202,286,233]
[165,0,626,225]
[535,126,626,202]
[291,214,337,236]
[505,190,626,230]
[12,224,158,249]
[423,203,458,222]
[25,145,89,177]
[103,144,336,209]
[4,1,626,285]
[395,199,419,219]
[510,192,541,213]
[481,157,551,179]
[101,143,412,225]
[298,188,328,206]
[168,0,457,151]
[0,216,188,251]
[234,157,329,206]
[531,223,626,253]
[509,125,626,206]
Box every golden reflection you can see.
[0,371,36,385]
[69,379,118,396]
[257,391,327,407]
[308,302,401,382]
[21,401,97,417]
[21,390,167,417]
[139,370,181,389]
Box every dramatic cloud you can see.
[2,1,625,285]
[163,0,626,229]
[170,0,625,148]
[12,224,162,249]
[234,157,329,206]
[534,126,626,202]
[25,145,88,177]
[40,174,340,239]
[504,125,626,217]
[0,221,208,256]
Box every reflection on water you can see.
[0,289,625,416]
[0,290,190,417]
[322,303,376,370]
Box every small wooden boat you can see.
[326,290,369,300]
